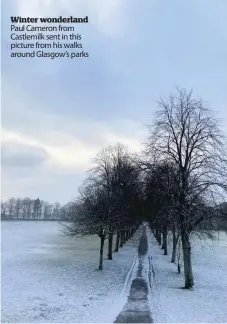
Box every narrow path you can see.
[114,226,153,323]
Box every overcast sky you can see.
[1,0,227,204]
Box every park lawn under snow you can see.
[147,228,227,323]
[1,221,140,323]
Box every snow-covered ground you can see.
[2,222,227,323]
[1,221,141,323]
[147,228,227,323]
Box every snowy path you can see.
[114,225,153,323]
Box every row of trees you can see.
[64,88,227,289]
[2,89,226,288]
[143,89,227,288]
[1,197,73,221]
[63,145,143,270]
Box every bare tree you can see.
[6,198,16,220]
[21,198,33,220]
[92,144,141,260]
[145,88,227,288]
[170,219,180,263]
[32,198,41,220]
[43,201,50,220]
[15,198,22,219]
[59,205,67,221]
[1,201,8,219]
[63,181,113,270]
[52,202,61,220]
[62,144,141,269]
[144,162,178,256]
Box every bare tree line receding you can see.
[62,89,227,288]
[2,88,227,289]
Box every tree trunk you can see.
[120,231,124,247]
[158,230,162,245]
[171,227,178,263]
[161,232,165,249]
[155,229,158,241]
[99,235,105,270]
[123,231,126,244]
[163,227,168,255]
[114,232,120,252]
[130,227,134,237]
[108,234,113,260]
[181,230,194,288]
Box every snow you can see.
[1,221,141,323]
[147,227,227,323]
[2,221,227,323]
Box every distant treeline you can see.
[1,197,74,221]
[1,196,226,228]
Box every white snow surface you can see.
[147,227,227,323]
[2,222,227,323]
[1,221,141,323]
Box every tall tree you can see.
[7,198,16,220]
[53,202,61,220]
[15,198,22,219]
[145,88,227,288]
[32,198,41,220]
[1,201,7,219]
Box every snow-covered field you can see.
[1,221,140,323]
[2,222,227,323]
[147,228,227,323]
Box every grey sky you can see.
[1,0,227,203]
